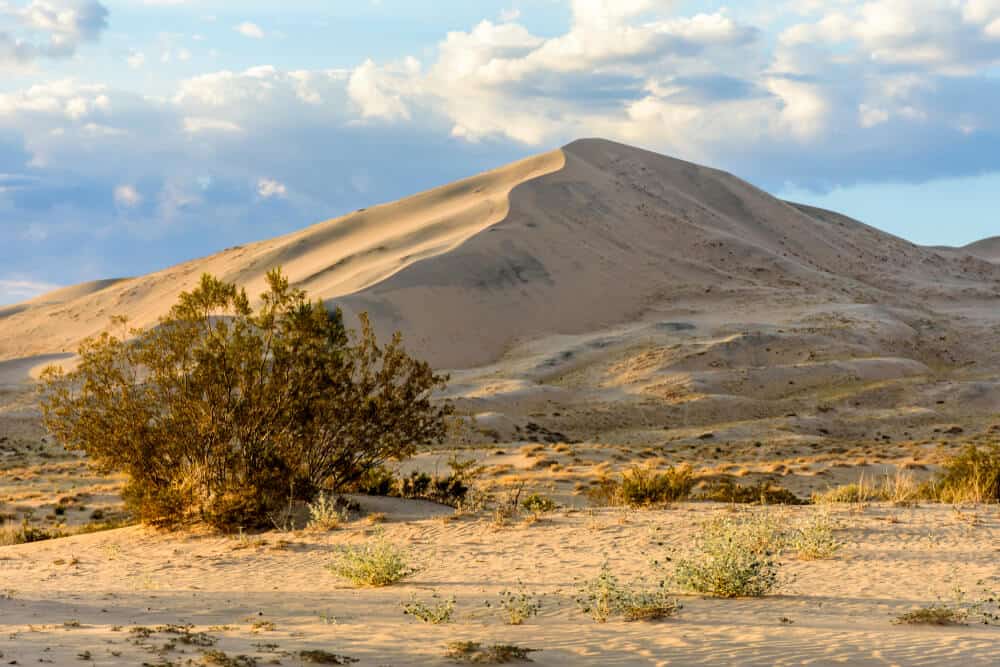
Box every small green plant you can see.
[521,494,556,513]
[673,512,784,598]
[329,533,413,587]
[307,493,351,531]
[444,642,537,664]
[789,511,841,560]
[488,584,542,625]
[403,593,455,624]
[575,562,680,622]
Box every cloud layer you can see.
[2,0,1000,301]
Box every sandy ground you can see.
[2,501,1000,666]
[2,138,1000,664]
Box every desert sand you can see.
[3,139,1000,665]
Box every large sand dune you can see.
[2,138,998,371]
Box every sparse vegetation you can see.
[39,269,452,529]
[444,642,537,664]
[699,479,806,505]
[929,445,1000,503]
[307,492,352,531]
[329,533,413,586]
[587,464,694,507]
[488,584,543,625]
[403,593,456,624]
[298,650,359,664]
[575,562,680,622]
[893,603,969,626]
[521,493,557,513]
[788,511,841,560]
[673,512,784,597]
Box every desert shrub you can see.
[352,466,397,496]
[307,493,352,531]
[298,650,358,665]
[893,603,968,626]
[521,494,556,513]
[788,511,841,560]
[930,445,1000,503]
[444,642,537,664]
[329,533,413,586]
[620,464,694,506]
[402,593,455,624]
[699,479,806,505]
[487,584,542,625]
[575,562,680,622]
[39,270,452,530]
[588,465,694,507]
[673,512,784,597]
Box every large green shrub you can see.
[39,269,452,529]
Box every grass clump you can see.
[575,562,680,622]
[329,533,413,587]
[588,464,694,507]
[444,642,537,664]
[0,520,62,546]
[673,512,784,598]
[930,445,1000,503]
[402,593,455,624]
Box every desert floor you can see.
[2,499,1000,666]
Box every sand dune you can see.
[3,139,999,372]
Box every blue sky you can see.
[1,0,999,303]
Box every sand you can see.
[3,138,1000,665]
[2,503,1000,665]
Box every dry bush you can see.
[40,269,452,530]
[929,445,1000,503]
[698,479,806,505]
[893,604,968,626]
[587,464,694,507]
[444,642,537,664]
[307,493,352,531]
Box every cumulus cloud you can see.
[257,178,286,198]
[235,21,264,39]
[0,278,60,303]
[5,1,1000,293]
[113,184,142,207]
[0,0,109,66]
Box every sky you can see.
[1,0,999,304]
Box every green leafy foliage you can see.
[39,269,452,529]
[673,512,784,598]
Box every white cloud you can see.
[235,21,264,39]
[0,0,109,66]
[182,117,244,133]
[0,278,60,304]
[257,178,287,198]
[114,184,142,207]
